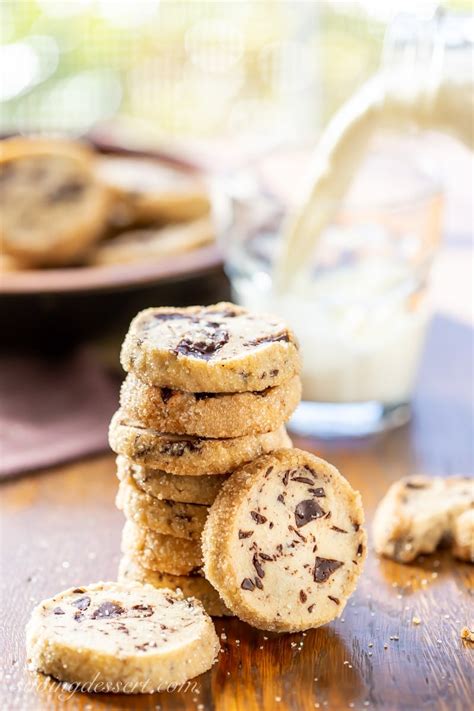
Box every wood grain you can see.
[1,313,473,711]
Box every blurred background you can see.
[0,1,403,141]
[0,0,472,472]
[0,1,468,142]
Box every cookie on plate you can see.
[120,302,300,393]
[373,475,474,563]
[89,216,214,267]
[96,155,210,224]
[116,456,228,505]
[0,137,110,266]
[26,582,219,692]
[118,556,231,617]
[109,410,292,475]
[202,448,366,632]
[120,373,301,438]
[116,472,208,540]
[121,521,203,576]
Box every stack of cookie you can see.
[109,302,302,616]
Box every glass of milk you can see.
[216,137,444,437]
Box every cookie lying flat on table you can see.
[116,472,208,540]
[109,410,292,475]
[26,582,218,693]
[202,448,366,632]
[116,456,228,505]
[373,475,474,563]
[120,373,301,438]
[0,137,110,267]
[96,155,210,224]
[122,520,203,575]
[118,556,231,617]
[89,216,214,266]
[120,302,300,393]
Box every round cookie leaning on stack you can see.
[202,448,367,632]
[110,302,302,616]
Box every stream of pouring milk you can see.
[237,57,473,405]
[275,73,474,290]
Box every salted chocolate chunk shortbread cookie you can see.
[0,253,27,272]
[120,302,300,393]
[89,216,214,266]
[109,410,292,475]
[121,521,203,575]
[373,475,474,563]
[452,509,474,562]
[117,456,228,505]
[0,137,110,266]
[202,448,366,632]
[26,582,218,692]
[118,556,231,617]
[96,155,210,225]
[120,373,301,438]
[116,471,208,540]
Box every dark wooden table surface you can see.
[1,308,472,711]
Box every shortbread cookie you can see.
[202,448,366,632]
[117,456,228,505]
[109,410,292,475]
[116,473,208,540]
[96,155,209,224]
[120,373,301,438]
[118,556,231,617]
[26,582,218,692]
[120,302,300,393]
[0,137,110,266]
[373,476,474,563]
[89,216,214,267]
[452,509,474,562]
[0,253,26,272]
[122,521,203,575]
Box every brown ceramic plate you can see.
[0,244,223,295]
[0,137,224,296]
